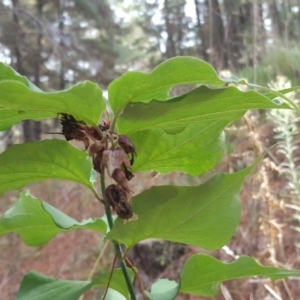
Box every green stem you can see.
[100,172,137,300]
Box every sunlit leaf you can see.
[101,289,127,300]
[108,56,225,115]
[16,268,135,300]
[0,74,105,128]
[16,271,94,300]
[93,267,135,299]
[264,86,300,99]
[0,139,95,196]
[145,279,180,300]
[0,108,54,131]
[107,163,257,250]
[180,254,300,296]
[0,191,106,245]
[0,62,40,90]
[0,63,51,129]
[117,86,288,175]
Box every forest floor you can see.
[1,112,300,300]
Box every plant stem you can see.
[79,240,110,300]
[115,244,136,297]
[100,172,137,300]
[103,253,117,300]
[87,240,110,281]
[125,257,147,300]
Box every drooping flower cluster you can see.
[60,113,102,149]
[59,113,136,221]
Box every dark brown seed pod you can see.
[115,201,133,219]
[111,168,132,192]
[89,143,104,173]
[59,113,90,149]
[118,135,136,165]
[105,184,128,207]
[60,114,84,140]
[112,168,127,183]
[99,120,110,132]
[101,148,131,177]
[84,127,102,141]
[89,143,104,157]
[105,184,133,219]
[122,163,134,181]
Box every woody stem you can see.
[100,172,136,300]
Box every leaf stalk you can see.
[100,172,137,300]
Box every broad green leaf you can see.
[108,56,225,115]
[107,163,256,250]
[255,84,300,115]
[145,279,180,300]
[16,271,94,300]
[0,63,104,129]
[93,267,135,299]
[0,62,40,90]
[180,254,300,297]
[17,268,135,300]
[117,86,288,175]
[0,64,48,130]
[264,86,300,99]
[0,139,95,196]
[0,191,106,245]
[0,108,54,131]
[102,289,127,300]
[0,79,104,128]
[263,85,300,115]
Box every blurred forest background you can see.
[1,0,300,299]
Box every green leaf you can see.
[101,289,127,300]
[0,63,104,129]
[0,139,95,196]
[0,79,104,128]
[107,164,257,250]
[0,108,54,131]
[93,268,135,299]
[101,288,128,300]
[264,86,300,99]
[108,56,225,115]
[117,86,288,175]
[16,271,94,300]
[0,62,40,91]
[16,268,135,300]
[0,64,48,130]
[0,191,106,245]
[145,279,180,300]
[180,254,300,297]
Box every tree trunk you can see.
[269,0,284,39]
[223,0,252,71]
[194,0,208,59]
[206,0,226,70]
[11,0,24,74]
[175,2,184,55]
[164,0,176,58]
[58,0,65,90]
[22,0,43,142]
[23,121,42,142]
